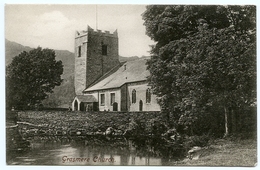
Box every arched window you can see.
[146,88,151,103]
[132,89,136,103]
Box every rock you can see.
[188,146,203,160]
[37,129,46,135]
[26,128,38,136]
[95,130,103,135]
[86,132,94,135]
[114,129,123,136]
[56,130,62,136]
[68,129,77,136]
[105,127,114,135]
[162,128,177,137]
[170,135,176,140]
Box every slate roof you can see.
[84,59,149,92]
[76,95,97,102]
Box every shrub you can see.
[184,134,210,149]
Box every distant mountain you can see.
[119,55,151,62]
[5,39,33,66]
[119,56,139,62]
[5,39,149,108]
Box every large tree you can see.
[6,47,63,110]
[142,5,256,136]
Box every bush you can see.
[184,134,210,149]
[146,118,168,136]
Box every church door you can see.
[113,102,118,111]
[139,100,143,111]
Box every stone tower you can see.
[74,26,119,95]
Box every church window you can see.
[100,94,105,106]
[132,89,136,103]
[146,88,151,103]
[110,93,115,106]
[102,44,107,55]
[78,46,81,57]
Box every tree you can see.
[6,47,63,110]
[142,5,230,53]
[143,5,256,137]
[142,5,255,52]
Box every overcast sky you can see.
[5,4,155,57]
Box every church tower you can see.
[74,26,120,95]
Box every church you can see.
[72,26,161,112]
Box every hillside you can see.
[5,39,33,66]
[5,39,146,108]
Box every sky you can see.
[5,4,155,57]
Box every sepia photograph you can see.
[4,2,257,166]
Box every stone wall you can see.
[74,26,120,95]
[87,28,119,87]
[17,111,165,137]
[74,32,87,95]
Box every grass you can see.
[174,136,257,166]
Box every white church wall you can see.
[128,83,161,111]
[98,89,121,111]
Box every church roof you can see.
[84,59,149,92]
[76,95,97,102]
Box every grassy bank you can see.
[175,136,257,166]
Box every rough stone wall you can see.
[17,111,162,136]
[86,28,120,89]
[74,27,119,95]
[74,33,88,95]
[128,82,161,111]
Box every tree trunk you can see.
[224,106,229,138]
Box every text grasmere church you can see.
[72,26,161,112]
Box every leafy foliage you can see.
[143,5,256,136]
[6,47,63,110]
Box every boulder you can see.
[188,146,203,160]
[105,127,114,135]
[95,130,104,135]
[114,129,123,136]
[162,128,177,137]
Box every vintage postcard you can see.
[5,3,257,166]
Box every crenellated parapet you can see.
[75,25,118,39]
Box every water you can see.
[7,136,185,165]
